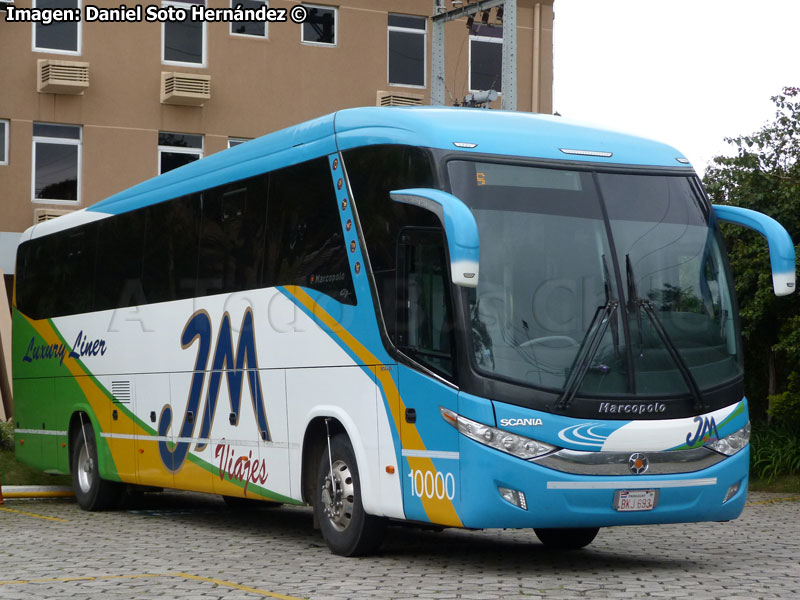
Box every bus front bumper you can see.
[458,439,749,529]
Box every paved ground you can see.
[0,490,798,599]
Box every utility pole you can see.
[431,0,516,111]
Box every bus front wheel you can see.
[71,421,123,511]
[314,433,386,556]
[534,527,599,550]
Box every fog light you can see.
[498,486,527,510]
[723,481,741,504]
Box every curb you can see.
[2,486,75,498]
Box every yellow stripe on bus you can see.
[22,316,278,499]
[285,286,463,528]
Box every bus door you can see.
[99,375,137,482]
[167,371,215,493]
[396,228,462,526]
[15,378,52,471]
[134,373,175,488]
[210,368,290,502]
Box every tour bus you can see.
[12,107,796,556]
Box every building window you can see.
[32,123,81,204]
[0,120,8,166]
[388,14,426,88]
[158,132,203,174]
[230,0,268,38]
[228,137,251,148]
[33,0,81,55]
[162,0,206,66]
[469,25,502,93]
[302,4,336,46]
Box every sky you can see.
[552,0,800,175]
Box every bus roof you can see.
[28,107,692,239]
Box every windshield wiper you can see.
[554,255,618,412]
[626,255,645,356]
[625,255,706,412]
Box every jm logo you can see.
[158,308,270,472]
[686,416,720,447]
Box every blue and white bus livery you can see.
[12,107,794,556]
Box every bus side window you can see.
[265,157,355,305]
[95,209,145,311]
[198,175,267,296]
[341,145,439,344]
[16,224,97,319]
[396,228,455,378]
[15,241,43,318]
[59,228,97,317]
[141,194,201,304]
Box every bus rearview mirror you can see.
[390,188,480,288]
[713,204,796,296]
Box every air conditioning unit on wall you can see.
[37,59,90,95]
[376,90,424,107]
[161,72,211,106]
[34,208,74,224]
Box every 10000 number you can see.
[408,469,455,500]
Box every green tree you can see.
[703,87,800,423]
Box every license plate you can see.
[613,489,658,512]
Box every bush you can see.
[0,420,13,451]
[767,373,800,430]
[750,422,800,482]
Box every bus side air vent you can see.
[33,208,74,224]
[161,72,211,106]
[37,59,90,95]
[111,381,132,405]
[376,90,424,107]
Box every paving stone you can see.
[1,491,798,598]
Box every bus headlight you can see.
[705,423,751,456]
[441,407,556,460]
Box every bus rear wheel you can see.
[314,433,386,556]
[534,527,599,549]
[72,421,123,511]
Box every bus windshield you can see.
[447,160,741,397]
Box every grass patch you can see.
[750,423,800,482]
[749,474,800,494]
[0,448,72,487]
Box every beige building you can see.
[0,0,553,240]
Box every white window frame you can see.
[0,119,8,166]
[301,3,338,47]
[468,34,503,94]
[387,14,426,89]
[158,133,204,175]
[227,137,251,148]
[32,123,82,205]
[161,0,207,68]
[32,0,82,56]
[230,0,268,39]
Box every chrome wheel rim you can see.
[321,459,354,532]
[77,444,93,493]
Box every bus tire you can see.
[314,433,386,556]
[71,421,123,511]
[533,527,599,550]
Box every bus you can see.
[12,107,795,556]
